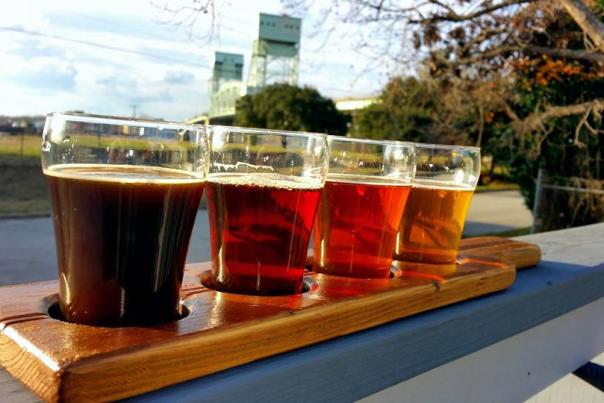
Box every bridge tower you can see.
[209,51,244,120]
[246,13,301,93]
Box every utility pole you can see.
[130,104,138,118]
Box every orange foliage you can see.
[512,55,589,86]
[484,111,495,124]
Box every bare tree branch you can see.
[512,99,604,135]
[523,45,604,63]
[452,43,604,66]
[410,0,533,23]
[454,45,518,65]
[502,100,522,124]
[359,0,424,15]
[457,26,509,56]
[557,0,604,52]
[150,0,219,44]
[574,103,593,147]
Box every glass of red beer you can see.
[206,126,328,295]
[395,144,481,264]
[313,137,415,278]
[42,113,208,326]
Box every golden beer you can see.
[395,180,474,264]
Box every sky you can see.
[0,0,393,121]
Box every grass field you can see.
[475,182,520,192]
[0,158,49,218]
[0,134,48,218]
[0,133,520,218]
[0,134,42,159]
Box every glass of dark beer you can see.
[42,113,208,326]
[313,137,415,278]
[206,126,328,295]
[395,143,480,264]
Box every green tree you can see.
[351,77,436,143]
[476,4,604,223]
[290,0,604,230]
[166,0,604,230]
[352,74,498,148]
[234,84,348,135]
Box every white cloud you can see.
[0,0,390,120]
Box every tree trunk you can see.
[558,0,604,52]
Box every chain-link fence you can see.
[532,168,604,233]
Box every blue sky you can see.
[0,0,396,121]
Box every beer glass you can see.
[206,126,328,295]
[395,143,480,264]
[313,136,415,278]
[42,113,208,326]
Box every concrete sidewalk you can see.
[0,190,532,285]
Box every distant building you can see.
[246,13,301,92]
[185,114,209,125]
[0,115,45,135]
[30,116,46,133]
[208,52,245,121]
[190,14,379,127]
[334,96,380,135]
[335,96,379,112]
[205,13,302,124]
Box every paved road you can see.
[464,190,533,236]
[0,214,212,286]
[0,190,532,285]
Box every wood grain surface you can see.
[0,237,540,402]
[459,237,541,270]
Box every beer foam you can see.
[413,179,474,191]
[44,164,205,184]
[326,173,411,187]
[208,172,323,190]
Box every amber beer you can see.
[45,164,205,326]
[395,180,474,264]
[314,175,411,278]
[206,173,321,295]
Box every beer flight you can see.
[42,113,480,326]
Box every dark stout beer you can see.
[45,164,204,326]
[313,175,411,278]
[205,173,321,295]
[395,181,474,264]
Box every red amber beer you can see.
[42,113,208,326]
[314,137,415,278]
[395,144,480,265]
[314,175,411,278]
[207,126,328,295]
[206,174,321,295]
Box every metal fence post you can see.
[531,168,544,234]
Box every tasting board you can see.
[0,237,540,402]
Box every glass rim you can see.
[328,135,414,148]
[46,112,202,130]
[208,124,327,141]
[414,142,481,152]
[412,177,478,189]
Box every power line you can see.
[38,11,375,94]
[45,10,372,88]
[0,24,374,96]
[60,10,179,42]
[0,26,209,69]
